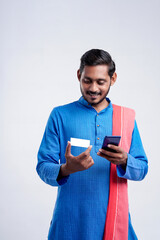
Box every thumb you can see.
[65,141,72,156]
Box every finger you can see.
[98,148,120,158]
[85,145,93,154]
[87,156,94,166]
[107,144,122,153]
[97,152,118,163]
[88,156,93,162]
[89,159,94,166]
[65,141,72,156]
[78,145,92,160]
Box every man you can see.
[36,49,148,240]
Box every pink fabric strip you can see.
[103,104,135,240]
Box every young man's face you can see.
[77,65,116,106]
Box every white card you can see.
[70,137,90,148]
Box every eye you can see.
[83,78,91,84]
[98,81,105,85]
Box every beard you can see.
[80,83,111,106]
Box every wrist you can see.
[121,154,128,170]
[61,163,72,176]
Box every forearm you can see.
[116,119,148,181]
[36,108,71,186]
[117,153,148,181]
[36,160,70,186]
[56,164,71,180]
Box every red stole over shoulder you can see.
[103,104,135,240]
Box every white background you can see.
[1,0,160,239]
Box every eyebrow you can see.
[83,76,107,81]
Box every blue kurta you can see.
[36,96,148,240]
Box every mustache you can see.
[87,91,101,95]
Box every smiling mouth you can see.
[89,94,98,97]
[88,93,100,99]
[88,92,100,96]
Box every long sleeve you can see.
[117,120,148,181]
[36,108,70,186]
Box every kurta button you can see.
[97,137,100,140]
[97,125,99,127]
[97,114,99,116]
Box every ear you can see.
[110,72,117,86]
[77,69,81,82]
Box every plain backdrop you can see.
[1,0,160,239]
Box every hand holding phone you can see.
[102,136,121,153]
[98,136,127,166]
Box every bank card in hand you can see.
[70,137,90,148]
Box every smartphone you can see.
[102,136,121,153]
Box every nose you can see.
[89,82,98,92]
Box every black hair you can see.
[79,49,116,78]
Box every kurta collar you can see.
[78,95,112,113]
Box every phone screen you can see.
[102,136,121,153]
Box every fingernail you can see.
[108,144,111,147]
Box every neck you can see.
[92,99,109,113]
